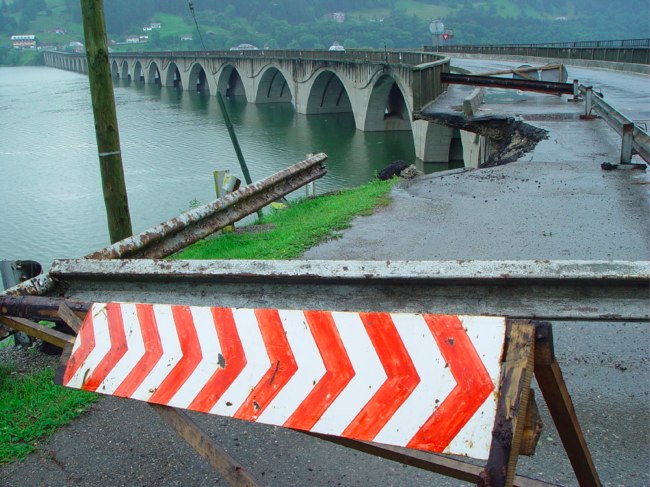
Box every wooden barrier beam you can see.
[151,405,262,487]
[0,315,75,349]
[534,323,602,487]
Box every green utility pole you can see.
[216,92,254,186]
[216,91,262,219]
[80,0,133,243]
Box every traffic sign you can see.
[429,20,444,35]
[62,302,507,459]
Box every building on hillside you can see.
[126,35,140,44]
[11,35,36,49]
[68,41,84,53]
[180,34,193,42]
[330,12,345,22]
[150,22,162,29]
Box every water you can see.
[0,66,422,267]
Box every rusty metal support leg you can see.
[534,323,602,487]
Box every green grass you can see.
[0,364,97,464]
[151,12,194,37]
[173,178,397,260]
[395,0,455,19]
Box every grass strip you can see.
[0,364,97,464]
[173,178,397,260]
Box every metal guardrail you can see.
[580,86,650,163]
[443,38,650,49]
[4,259,647,323]
[83,153,327,260]
[432,40,650,65]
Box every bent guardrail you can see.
[84,153,327,260]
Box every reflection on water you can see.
[0,66,452,266]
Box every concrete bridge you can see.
[44,49,468,164]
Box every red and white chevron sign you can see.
[62,303,506,459]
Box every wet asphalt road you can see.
[1,60,649,486]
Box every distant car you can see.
[328,42,345,52]
[230,43,258,51]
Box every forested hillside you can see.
[1,0,648,61]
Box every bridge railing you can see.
[107,48,446,67]
[430,39,650,65]
[581,85,650,164]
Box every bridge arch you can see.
[363,74,411,132]
[163,62,182,89]
[111,60,119,78]
[43,50,457,163]
[254,66,293,104]
[146,62,161,84]
[303,70,353,116]
[187,62,212,92]
[120,60,130,80]
[217,65,247,99]
[132,61,144,82]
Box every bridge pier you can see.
[413,121,454,163]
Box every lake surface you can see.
[0,66,435,267]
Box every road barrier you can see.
[2,259,648,485]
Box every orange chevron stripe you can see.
[82,303,128,392]
[283,310,355,430]
[188,307,247,412]
[407,315,495,452]
[234,308,298,421]
[113,304,163,398]
[62,306,97,386]
[342,312,420,440]
[150,305,203,404]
